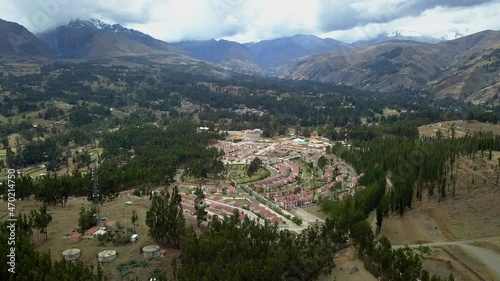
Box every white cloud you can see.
[0,0,498,42]
[350,0,416,20]
[319,1,500,42]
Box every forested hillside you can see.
[0,58,498,281]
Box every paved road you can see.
[340,159,357,186]
[283,153,301,160]
[254,143,277,156]
[235,186,259,204]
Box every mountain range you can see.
[281,30,500,103]
[0,18,498,103]
[35,19,200,65]
[0,18,51,57]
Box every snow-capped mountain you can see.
[67,18,131,33]
[37,18,188,58]
[352,31,442,47]
[440,29,465,41]
[36,19,192,60]
[391,30,442,42]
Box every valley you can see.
[0,10,499,281]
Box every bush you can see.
[291,217,303,225]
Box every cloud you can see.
[316,0,496,32]
[0,0,498,42]
[319,1,500,42]
[0,0,159,33]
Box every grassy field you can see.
[383,107,402,117]
[0,196,199,280]
[8,133,25,153]
[419,120,500,138]
[302,205,329,220]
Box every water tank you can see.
[62,248,81,262]
[97,250,117,263]
[142,245,160,257]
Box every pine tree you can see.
[38,204,53,241]
[376,201,383,235]
[146,186,185,247]
[194,186,207,227]
[131,210,138,233]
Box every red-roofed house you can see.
[85,226,101,237]
[71,232,82,242]
[271,217,283,224]
[105,220,117,229]
[66,229,82,242]
[274,189,314,210]
[181,203,196,216]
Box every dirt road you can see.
[460,244,500,277]
[394,236,500,279]
[393,235,500,248]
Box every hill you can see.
[245,34,352,66]
[0,18,51,57]
[37,19,198,65]
[429,31,500,103]
[172,39,256,63]
[281,30,500,104]
[173,34,352,69]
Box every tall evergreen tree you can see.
[146,186,185,247]
[194,186,207,227]
[131,210,138,233]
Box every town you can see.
[172,128,365,233]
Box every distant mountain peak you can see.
[38,18,191,59]
[68,18,107,29]
[291,34,321,39]
[352,31,442,47]
[66,18,131,33]
[376,30,441,43]
[440,29,464,41]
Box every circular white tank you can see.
[62,248,81,262]
[98,250,117,263]
[142,245,160,257]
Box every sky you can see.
[0,0,499,43]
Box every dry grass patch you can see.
[0,196,199,280]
